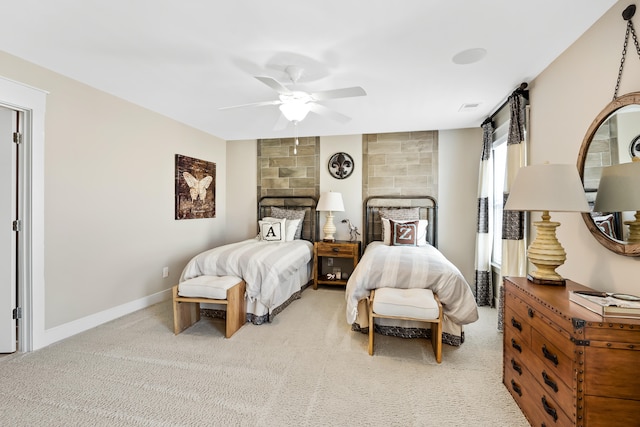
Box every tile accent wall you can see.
[257,136,320,199]
[363,131,439,200]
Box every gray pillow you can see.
[378,207,420,221]
[270,207,306,239]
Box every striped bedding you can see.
[345,242,479,326]
[180,238,313,311]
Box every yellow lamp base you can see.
[625,211,640,244]
[526,211,567,286]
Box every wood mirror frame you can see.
[577,91,640,256]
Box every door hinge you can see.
[12,307,22,320]
[12,220,22,232]
[13,132,22,144]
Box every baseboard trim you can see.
[38,288,172,350]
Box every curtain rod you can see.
[481,82,529,127]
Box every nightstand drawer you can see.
[316,243,357,257]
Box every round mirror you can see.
[577,91,640,256]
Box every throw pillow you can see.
[389,220,419,246]
[270,207,306,239]
[382,218,429,246]
[378,207,420,221]
[259,218,286,242]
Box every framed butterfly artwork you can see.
[175,154,216,219]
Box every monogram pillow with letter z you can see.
[389,219,418,246]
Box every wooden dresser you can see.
[503,276,640,426]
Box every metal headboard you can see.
[364,195,438,248]
[258,196,319,242]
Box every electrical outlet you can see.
[327,257,333,267]
[162,267,169,278]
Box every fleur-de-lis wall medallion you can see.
[328,152,354,179]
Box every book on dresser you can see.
[568,290,640,318]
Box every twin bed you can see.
[179,196,318,324]
[178,195,478,345]
[346,196,478,346]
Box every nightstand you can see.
[313,240,360,289]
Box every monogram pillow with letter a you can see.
[259,218,286,242]
[389,219,418,246]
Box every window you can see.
[491,136,507,266]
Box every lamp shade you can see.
[504,164,590,213]
[594,161,640,212]
[279,102,311,122]
[317,191,345,212]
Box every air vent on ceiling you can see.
[459,103,481,112]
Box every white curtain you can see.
[474,121,494,306]
[497,93,527,331]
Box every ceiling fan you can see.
[219,65,367,126]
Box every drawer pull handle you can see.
[541,396,558,421]
[511,317,522,332]
[511,339,522,353]
[332,247,340,253]
[511,358,522,375]
[541,345,558,366]
[528,307,534,318]
[542,371,558,392]
[510,379,522,397]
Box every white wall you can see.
[530,0,639,293]
[0,51,227,349]
[226,139,258,243]
[319,135,363,242]
[438,128,483,285]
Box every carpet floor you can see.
[0,287,528,426]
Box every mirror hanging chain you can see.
[614,5,640,100]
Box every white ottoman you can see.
[172,276,246,338]
[368,287,443,363]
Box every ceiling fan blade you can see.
[311,86,366,101]
[218,99,282,110]
[255,76,292,95]
[273,113,290,131]
[308,103,351,124]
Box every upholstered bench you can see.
[172,276,246,338]
[368,287,443,363]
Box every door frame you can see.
[0,76,47,352]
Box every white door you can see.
[0,106,17,353]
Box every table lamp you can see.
[594,160,640,244]
[317,191,345,242]
[504,164,590,285]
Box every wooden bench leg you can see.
[368,290,375,356]
[431,321,442,363]
[172,285,200,335]
[432,295,443,363]
[224,281,246,338]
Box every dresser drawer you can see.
[505,306,531,347]
[504,357,573,427]
[524,365,574,427]
[530,328,574,386]
[584,395,640,426]
[584,346,640,401]
[316,243,357,257]
[526,337,574,417]
[504,324,530,362]
[505,287,533,322]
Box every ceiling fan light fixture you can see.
[279,102,311,122]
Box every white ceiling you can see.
[0,1,618,141]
